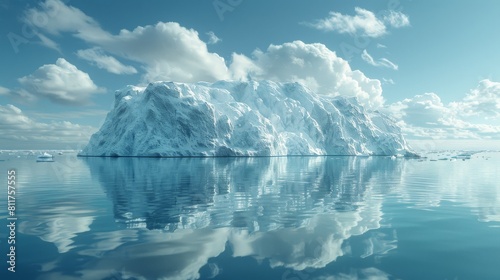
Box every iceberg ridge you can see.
[79,80,415,157]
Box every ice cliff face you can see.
[79,80,414,157]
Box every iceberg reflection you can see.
[9,152,500,279]
[83,156,402,231]
[74,156,402,279]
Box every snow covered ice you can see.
[79,80,415,157]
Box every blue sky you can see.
[0,0,499,149]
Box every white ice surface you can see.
[79,80,414,157]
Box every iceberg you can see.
[37,152,54,162]
[79,80,415,157]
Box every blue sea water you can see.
[0,152,499,280]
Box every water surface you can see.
[0,152,499,279]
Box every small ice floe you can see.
[455,152,472,160]
[58,151,64,155]
[390,155,397,160]
[37,152,54,162]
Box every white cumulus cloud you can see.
[229,41,384,108]
[18,58,104,105]
[382,78,395,85]
[304,7,410,38]
[0,86,9,95]
[382,10,410,28]
[23,1,230,83]
[77,48,137,75]
[385,86,500,140]
[0,104,97,149]
[21,0,396,111]
[36,33,61,52]
[22,1,385,109]
[206,31,221,44]
[361,49,398,70]
[23,0,111,43]
[452,79,500,118]
[96,22,230,83]
[0,86,38,104]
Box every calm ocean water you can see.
[0,152,499,280]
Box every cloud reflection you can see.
[19,205,94,254]
[75,156,401,278]
[12,152,500,279]
[393,152,500,222]
[83,156,401,232]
